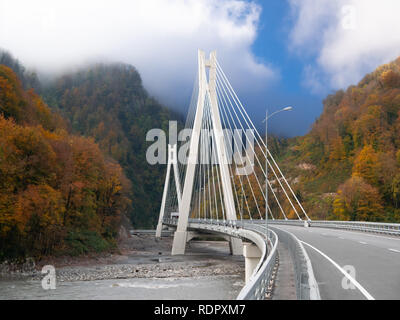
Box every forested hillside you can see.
[0,51,40,92]
[42,64,182,228]
[0,64,130,261]
[3,46,398,265]
[279,57,400,222]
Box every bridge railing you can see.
[162,217,400,300]
[255,219,400,236]
[252,219,305,227]
[240,222,320,300]
[236,226,278,300]
[309,220,400,235]
[269,226,320,299]
[163,218,280,300]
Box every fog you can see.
[0,0,277,122]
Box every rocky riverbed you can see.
[0,233,245,299]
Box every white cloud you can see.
[288,0,400,92]
[0,0,276,109]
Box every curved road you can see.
[266,225,400,300]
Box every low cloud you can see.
[0,0,277,111]
[288,0,400,93]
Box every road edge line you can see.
[270,226,321,300]
[300,240,375,300]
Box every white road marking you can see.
[278,224,400,242]
[332,231,400,242]
[338,237,345,239]
[359,241,367,245]
[300,240,375,300]
[388,248,400,253]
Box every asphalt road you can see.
[268,225,400,300]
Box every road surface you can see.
[266,224,400,300]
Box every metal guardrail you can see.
[270,226,320,300]
[163,218,279,300]
[253,219,400,236]
[255,219,305,227]
[236,226,278,300]
[130,229,173,236]
[257,219,400,236]
[162,217,399,300]
[309,220,400,236]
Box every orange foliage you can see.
[333,176,384,221]
[0,66,129,260]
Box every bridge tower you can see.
[170,50,242,255]
[156,144,181,238]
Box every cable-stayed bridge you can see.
[155,50,400,300]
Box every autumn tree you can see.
[392,174,400,209]
[278,56,400,222]
[42,63,179,228]
[380,70,400,88]
[0,66,130,261]
[352,145,379,185]
[333,176,384,221]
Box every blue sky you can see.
[244,0,325,136]
[217,0,329,137]
[229,0,400,136]
[1,0,399,137]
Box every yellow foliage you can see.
[352,145,379,185]
[333,176,384,221]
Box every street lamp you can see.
[262,106,293,244]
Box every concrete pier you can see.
[243,243,262,283]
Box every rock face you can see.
[297,163,316,171]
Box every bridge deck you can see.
[272,241,296,300]
[271,225,400,300]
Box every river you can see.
[0,236,245,300]
[0,274,243,300]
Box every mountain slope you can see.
[0,50,40,91]
[43,63,182,228]
[279,57,400,222]
[0,64,129,260]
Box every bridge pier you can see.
[221,235,243,255]
[186,231,200,242]
[243,242,261,284]
[171,231,188,255]
[229,237,243,256]
[172,230,243,256]
[155,223,163,238]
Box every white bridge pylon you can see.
[171,50,242,255]
[157,49,311,256]
[156,144,182,238]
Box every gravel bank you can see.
[1,234,245,283]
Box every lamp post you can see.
[262,106,293,243]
